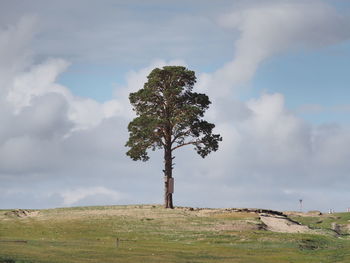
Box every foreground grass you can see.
[0,205,350,263]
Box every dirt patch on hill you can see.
[260,214,312,233]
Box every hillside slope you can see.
[1,205,350,263]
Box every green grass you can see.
[1,205,350,262]
[290,213,350,232]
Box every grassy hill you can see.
[0,205,350,263]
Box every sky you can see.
[0,0,350,212]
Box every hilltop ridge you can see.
[1,205,350,262]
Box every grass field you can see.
[1,205,350,263]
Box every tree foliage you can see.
[126,66,222,162]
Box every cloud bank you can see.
[0,1,350,211]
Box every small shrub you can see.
[298,238,327,250]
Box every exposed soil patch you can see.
[5,209,39,218]
[260,214,312,233]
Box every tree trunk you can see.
[164,144,174,209]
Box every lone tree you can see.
[126,66,222,208]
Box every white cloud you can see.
[313,124,350,168]
[198,1,350,97]
[175,92,350,210]
[296,103,350,114]
[7,58,71,111]
[0,1,235,67]
[0,16,37,98]
[191,93,311,179]
[4,49,123,132]
[60,186,124,206]
[242,94,311,165]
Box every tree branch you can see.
[171,141,197,151]
[171,128,191,144]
